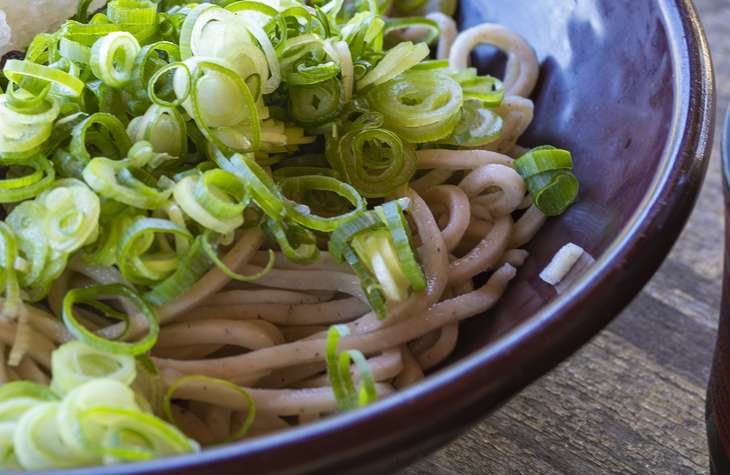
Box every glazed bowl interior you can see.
[454,0,677,357]
[41,1,713,474]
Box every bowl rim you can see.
[48,1,715,474]
[720,106,730,184]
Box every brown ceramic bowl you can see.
[706,107,730,474]
[43,0,714,474]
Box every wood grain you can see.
[405,0,728,472]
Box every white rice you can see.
[0,0,106,55]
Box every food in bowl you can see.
[0,0,582,470]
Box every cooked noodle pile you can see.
[4,16,549,443]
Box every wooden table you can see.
[406,1,727,473]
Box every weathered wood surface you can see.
[406,0,727,473]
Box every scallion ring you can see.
[117,218,192,286]
[90,32,141,89]
[62,284,160,356]
[279,175,367,233]
[163,375,256,442]
[325,325,378,411]
[264,218,320,265]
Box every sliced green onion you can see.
[279,175,366,232]
[82,212,138,267]
[3,60,85,98]
[325,325,377,411]
[366,70,463,143]
[443,100,503,147]
[202,233,274,282]
[343,246,387,319]
[173,168,250,234]
[452,69,505,106]
[217,153,285,220]
[144,235,212,307]
[117,218,192,286]
[57,379,140,465]
[164,375,256,442]
[0,92,60,126]
[356,41,429,90]
[0,156,55,203]
[411,59,450,71]
[90,32,142,89]
[76,0,96,23]
[384,17,440,45]
[127,105,187,158]
[39,179,101,254]
[50,340,136,396]
[59,37,92,64]
[6,202,52,297]
[62,284,160,356]
[225,1,279,18]
[107,0,159,28]
[179,4,232,60]
[71,113,131,165]
[177,58,261,153]
[288,78,344,127]
[131,42,181,100]
[83,157,172,210]
[327,126,416,198]
[0,222,21,318]
[374,199,425,291]
[0,121,53,155]
[0,397,50,424]
[264,218,320,265]
[77,406,197,462]
[327,211,383,262]
[148,62,190,108]
[351,229,410,302]
[62,21,124,47]
[14,402,84,470]
[515,146,579,216]
[0,382,57,403]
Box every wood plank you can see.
[407,333,709,474]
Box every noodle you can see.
[234,266,366,302]
[0,5,586,462]
[249,251,352,273]
[171,405,217,446]
[417,149,514,170]
[153,264,516,379]
[293,349,403,388]
[511,205,547,248]
[16,357,49,385]
[156,320,285,350]
[202,289,326,306]
[416,323,459,370]
[393,345,425,389]
[0,322,53,369]
[0,344,8,384]
[8,308,31,366]
[169,378,395,417]
[179,298,370,326]
[488,96,535,153]
[143,12,541,432]
[449,216,512,283]
[449,24,539,97]
[422,185,471,252]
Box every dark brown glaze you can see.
[0,50,24,70]
[706,109,730,475]
[33,0,714,474]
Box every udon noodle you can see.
[4,14,550,443]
